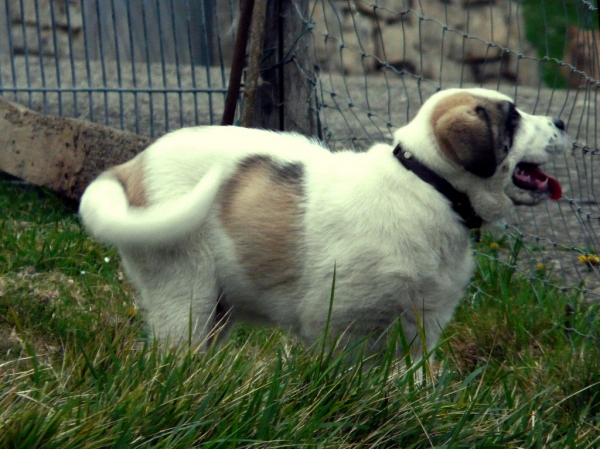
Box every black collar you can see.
[393,144,483,230]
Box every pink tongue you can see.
[529,165,562,200]
[548,176,562,200]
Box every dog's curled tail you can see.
[79,166,222,246]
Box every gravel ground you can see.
[2,55,600,299]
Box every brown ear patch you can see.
[220,155,305,291]
[431,92,512,178]
[113,154,147,207]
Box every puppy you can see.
[79,88,570,361]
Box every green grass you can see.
[522,0,599,88]
[1,180,600,447]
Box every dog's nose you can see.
[553,119,565,131]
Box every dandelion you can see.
[489,242,500,250]
[536,263,546,271]
[104,257,111,263]
[578,254,600,267]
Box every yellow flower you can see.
[536,263,546,271]
[578,254,600,266]
[489,242,500,250]
[589,255,600,266]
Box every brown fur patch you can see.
[430,92,512,178]
[220,156,304,291]
[113,154,147,207]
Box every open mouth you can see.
[512,163,562,200]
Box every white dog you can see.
[79,88,569,360]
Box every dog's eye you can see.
[504,103,520,148]
[506,103,520,130]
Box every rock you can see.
[0,96,152,200]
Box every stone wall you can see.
[312,0,540,86]
[0,0,539,86]
[0,0,216,64]
[0,0,85,59]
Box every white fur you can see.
[79,166,223,246]
[79,88,570,362]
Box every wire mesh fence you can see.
[0,0,236,136]
[1,0,600,304]
[307,0,600,308]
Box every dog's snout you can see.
[553,119,565,131]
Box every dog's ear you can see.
[432,94,510,178]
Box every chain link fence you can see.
[1,0,600,302]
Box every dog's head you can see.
[394,88,571,223]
